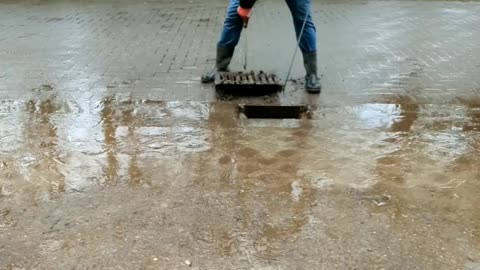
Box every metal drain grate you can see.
[238,104,311,119]
[215,71,282,96]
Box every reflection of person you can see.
[202,0,321,93]
[201,102,316,258]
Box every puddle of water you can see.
[1,95,479,194]
[1,95,480,252]
[0,90,479,268]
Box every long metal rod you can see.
[283,10,310,92]
[243,24,248,70]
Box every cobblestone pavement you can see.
[1,0,480,269]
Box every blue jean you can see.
[217,0,317,53]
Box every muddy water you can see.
[3,95,478,196]
[1,93,480,268]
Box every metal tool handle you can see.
[283,10,310,91]
[243,23,248,70]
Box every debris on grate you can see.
[238,104,312,119]
[215,71,282,96]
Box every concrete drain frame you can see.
[238,104,312,119]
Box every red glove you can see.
[237,7,253,28]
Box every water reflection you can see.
[120,100,143,186]
[100,96,119,184]
[23,96,65,198]
[389,96,419,133]
[462,99,480,132]
[374,96,419,185]
[194,102,316,262]
[355,103,403,129]
[2,94,479,216]
[369,96,480,245]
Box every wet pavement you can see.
[1,0,480,269]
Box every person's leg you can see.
[202,0,244,83]
[285,0,321,93]
[218,0,244,49]
[285,0,316,53]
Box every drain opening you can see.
[238,105,311,119]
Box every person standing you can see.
[201,0,321,93]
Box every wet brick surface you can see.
[1,0,480,269]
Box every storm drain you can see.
[215,71,282,96]
[238,104,311,119]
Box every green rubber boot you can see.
[303,52,322,93]
[201,46,235,83]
